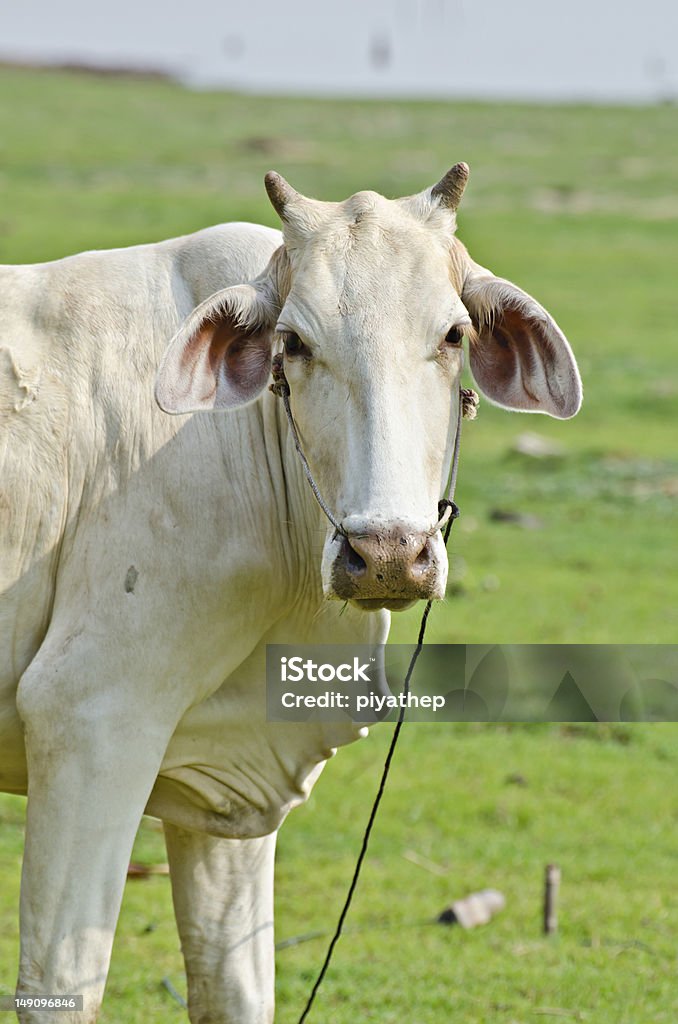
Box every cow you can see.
[0,164,581,1023]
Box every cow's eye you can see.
[444,324,466,347]
[282,332,310,358]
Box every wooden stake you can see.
[544,864,561,935]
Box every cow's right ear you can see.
[155,283,278,414]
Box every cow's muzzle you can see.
[326,519,448,611]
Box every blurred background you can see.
[3,0,678,101]
[0,3,677,1022]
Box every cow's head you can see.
[155,166,581,611]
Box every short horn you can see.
[264,170,304,221]
[430,162,470,211]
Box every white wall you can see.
[2,0,677,102]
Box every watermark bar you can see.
[0,996,83,1012]
[266,644,678,723]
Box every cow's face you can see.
[156,167,581,611]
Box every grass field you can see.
[0,68,677,1022]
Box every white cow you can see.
[0,165,581,1023]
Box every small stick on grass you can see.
[161,977,188,1009]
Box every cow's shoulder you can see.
[0,223,283,672]
[1,220,281,336]
[52,220,281,308]
[0,221,282,423]
[168,222,282,307]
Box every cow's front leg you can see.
[164,823,276,1024]
[15,646,184,1024]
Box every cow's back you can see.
[0,222,281,790]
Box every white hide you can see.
[1,222,385,1024]
[1,174,581,1023]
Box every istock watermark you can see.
[266,644,678,723]
[280,656,373,684]
[0,995,84,1012]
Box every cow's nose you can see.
[340,531,433,583]
[330,522,444,608]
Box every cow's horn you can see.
[430,162,470,211]
[264,171,304,220]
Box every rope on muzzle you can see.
[269,351,478,1023]
[270,351,478,542]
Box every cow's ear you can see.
[155,283,277,414]
[462,265,582,419]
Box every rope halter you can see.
[269,352,478,539]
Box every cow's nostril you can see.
[413,538,433,572]
[331,524,443,604]
[342,538,367,576]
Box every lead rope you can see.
[269,353,477,1023]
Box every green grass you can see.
[2,726,677,1022]
[0,68,677,1022]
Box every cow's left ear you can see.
[462,265,582,419]
[155,283,278,414]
